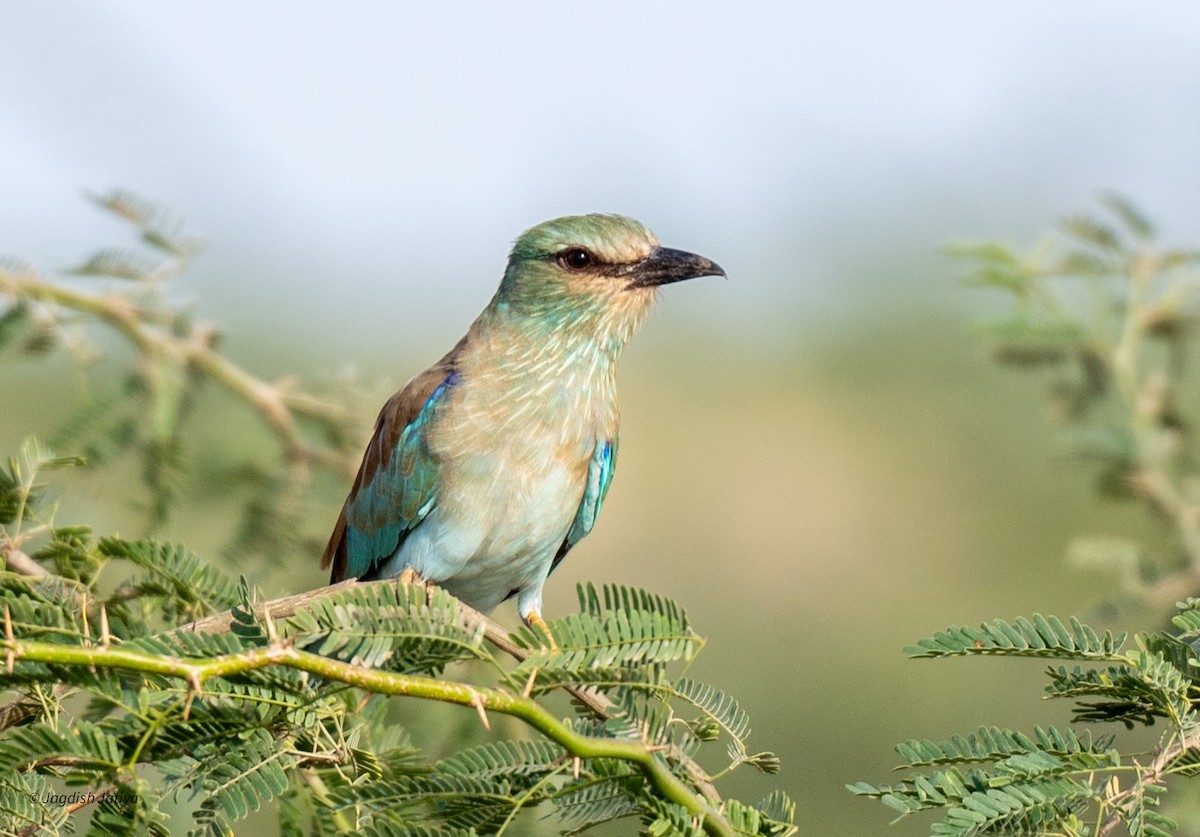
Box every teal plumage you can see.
[323,215,723,632]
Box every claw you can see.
[396,567,438,606]
[524,609,559,653]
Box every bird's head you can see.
[493,214,725,346]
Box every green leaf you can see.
[67,248,159,281]
[555,779,643,834]
[906,614,1125,659]
[894,725,1116,770]
[98,538,241,621]
[190,728,298,836]
[1048,650,1195,730]
[976,316,1087,367]
[0,573,84,644]
[91,189,201,256]
[1062,214,1121,250]
[0,303,33,352]
[1100,192,1155,240]
[0,720,124,775]
[89,779,171,837]
[948,242,1031,293]
[515,583,701,672]
[754,790,797,829]
[285,582,488,673]
[673,678,751,745]
[32,524,101,585]
[436,740,565,781]
[0,770,68,836]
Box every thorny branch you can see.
[0,264,356,483]
[2,580,736,837]
[179,577,724,805]
[0,193,744,834]
[971,202,1200,610]
[1097,728,1200,836]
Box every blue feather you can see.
[343,372,457,580]
[551,437,618,574]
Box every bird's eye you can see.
[559,248,593,270]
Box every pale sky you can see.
[3,2,1199,351]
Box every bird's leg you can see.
[523,609,559,653]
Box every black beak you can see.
[627,246,726,289]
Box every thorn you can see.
[522,668,538,698]
[1105,773,1120,799]
[263,608,279,644]
[4,604,13,674]
[471,691,491,731]
[573,756,581,779]
[183,671,202,721]
[81,591,89,647]
[99,605,111,649]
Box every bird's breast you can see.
[424,353,614,541]
[388,336,620,610]
[439,338,618,457]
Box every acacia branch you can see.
[1097,728,1200,836]
[178,578,723,805]
[1108,246,1200,598]
[0,267,356,479]
[2,545,47,578]
[1,628,735,837]
[182,579,535,666]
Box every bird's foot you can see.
[396,567,436,605]
[523,609,560,653]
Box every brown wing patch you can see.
[321,337,465,580]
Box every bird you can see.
[322,214,724,643]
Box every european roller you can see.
[322,214,724,641]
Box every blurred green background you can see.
[4,3,1200,833]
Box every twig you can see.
[2,546,47,578]
[179,579,360,634]
[2,627,736,837]
[0,268,355,481]
[0,695,42,733]
[180,580,609,713]
[1097,729,1200,835]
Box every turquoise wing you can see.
[324,369,457,582]
[549,437,618,574]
